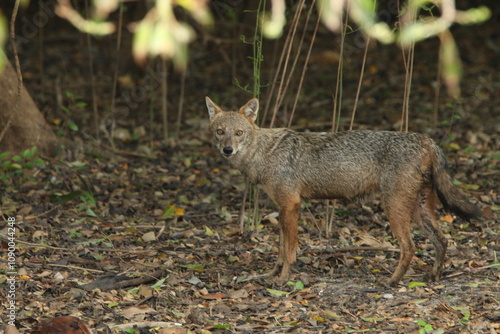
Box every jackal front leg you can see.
[275,195,300,284]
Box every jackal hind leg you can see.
[384,195,417,287]
[418,188,447,281]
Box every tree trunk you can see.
[0,58,58,155]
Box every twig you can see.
[350,1,375,131]
[313,246,400,253]
[55,0,114,35]
[161,58,168,141]
[399,0,415,132]
[81,268,168,291]
[109,3,124,148]
[472,263,500,271]
[30,206,62,220]
[84,0,100,137]
[433,33,443,128]
[110,322,182,330]
[0,238,69,251]
[272,0,310,126]
[47,263,105,273]
[289,0,319,128]
[269,0,306,128]
[331,1,350,132]
[175,65,187,137]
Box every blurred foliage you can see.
[263,0,491,98]
[0,0,492,88]
[57,0,213,70]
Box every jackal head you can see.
[205,97,258,159]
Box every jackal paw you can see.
[423,271,442,282]
[242,266,278,282]
[383,277,401,288]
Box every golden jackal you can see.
[206,97,481,286]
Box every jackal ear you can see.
[240,98,259,122]
[206,97,222,121]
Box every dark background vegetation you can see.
[0,0,498,333]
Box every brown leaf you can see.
[202,292,225,300]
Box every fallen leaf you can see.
[202,293,225,300]
[121,306,157,319]
[439,214,454,223]
[266,288,290,297]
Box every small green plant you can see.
[417,319,434,333]
[0,147,45,181]
[69,230,83,238]
[58,91,87,134]
[286,280,305,290]
[417,319,444,334]
[213,324,231,330]
[79,191,97,217]
[460,309,471,324]
[50,189,97,217]
[62,91,88,114]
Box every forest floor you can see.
[1,2,500,334]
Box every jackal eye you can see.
[235,130,243,136]
[216,129,224,135]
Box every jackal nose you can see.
[223,147,234,155]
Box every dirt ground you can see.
[0,1,499,333]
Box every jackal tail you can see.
[432,147,482,221]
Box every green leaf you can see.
[459,183,480,190]
[61,106,71,114]
[69,230,83,238]
[286,280,304,290]
[127,287,140,295]
[161,205,176,219]
[1,160,12,169]
[68,122,79,131]
[81,191,96,204]
[20,147,36,159]
[417,319,427,326]
[460,310,471,323]
[266,288,290,297]
[151,277,167,289]
[171,310,187,318]
[85,208,97,217]
[180,264,205,272]
[124,329,138,334]
[408,281,427,289]
[75,102,87,108]
[0,152,10,160]
[50,191,83,204]
[33,158,45,166]
[205,225,214,236]
[213,324,230,329]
